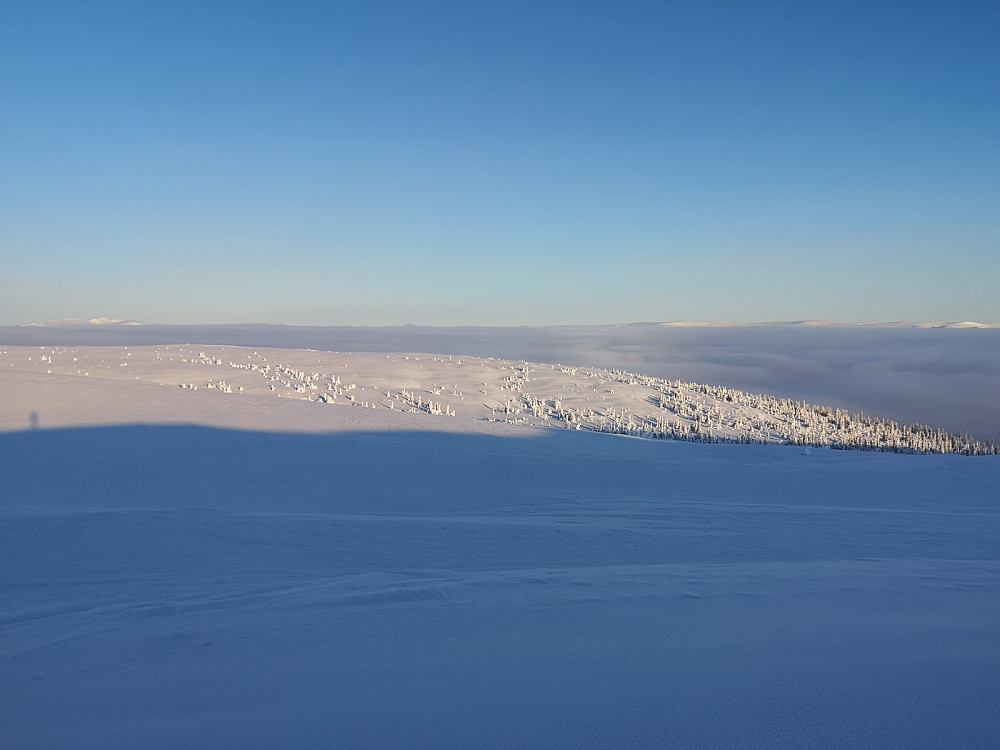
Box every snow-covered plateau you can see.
[2,344,998,748]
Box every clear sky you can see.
[1,0,998,325]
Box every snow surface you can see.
[0,344,993,454]
[1,344,999,748]
[3,322,998,440]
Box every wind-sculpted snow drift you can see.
[1,344,998,748]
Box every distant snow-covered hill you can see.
[27,317,144,326]
[1,344,994,455]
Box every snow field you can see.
[1,422,998,748]
[1,343,998,747]
[1,344,993,453]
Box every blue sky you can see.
[2,0,997,325]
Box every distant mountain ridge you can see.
[20,319,999,329]
[28,317,144,326]
[654,320,998,329]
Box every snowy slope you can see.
[3,322,997,441]
[1,345,998,748]
[1,425,998,748]
[1,344,993,453]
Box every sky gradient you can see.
[2,1,998,325]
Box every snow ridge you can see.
[2,344,995,455]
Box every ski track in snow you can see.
[0,346,999,748]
